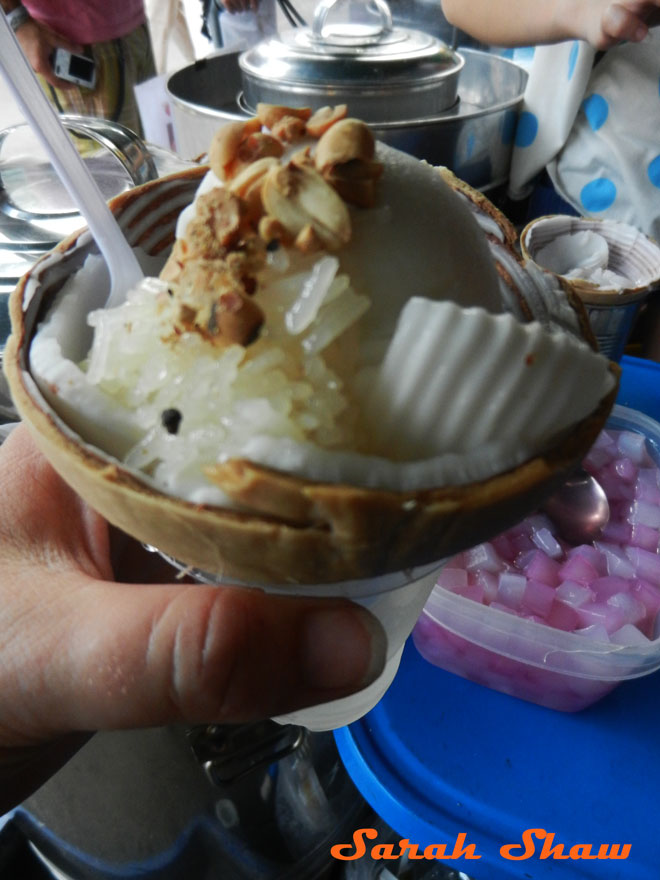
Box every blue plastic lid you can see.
[335,642,660,880]
[335,356,660,880]
[618,355,660,422]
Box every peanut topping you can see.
[261,162,351,251]
[215,290,264,345]
[314,119,383,208]
[314,118,376,172]
[227,156,280,221]
[270,115,309,143]
[258,215,290,246]
[208,118,261,181]
[184,189,246,257]
[306,104,349,138]
[256,103,312,130]
[167,105,380,343]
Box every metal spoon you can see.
[542,467,610,545]
[0,13,143,308]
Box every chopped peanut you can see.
[256,103,312,130]
[216,290,264,345]
[306,104,348,137]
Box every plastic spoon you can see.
[0,13,143,308]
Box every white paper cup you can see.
[162,553,445,731]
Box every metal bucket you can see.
[167,48,527,191]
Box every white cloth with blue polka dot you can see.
[509,30,660,241]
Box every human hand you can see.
[581,0,660,49]
[14,17,84,89]
[0,425,385,812]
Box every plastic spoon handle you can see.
[0,13,143,308]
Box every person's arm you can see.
[1,0,83,87]
[0,426,385,813]
[441,0,660,50]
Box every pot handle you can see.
[311,0,393,45]
[58,114,158,187]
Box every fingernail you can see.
[301,606,387,692]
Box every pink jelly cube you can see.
[606,592,646,626]
[475,569,498,603]
[438,567,469,592]
[556,580,593,607]
[491,533,516,563]
[497,572,527,609]
[576,601,627,634]
[558,554,599,585]
[595,542,636,579]
[599,468,635,502]
[584,445,612,471]
[631,579,660,628]
[591,575,632,600]
[454,583,486,605]
[522,579,556,617]
[630,522,660,552]
[617,430,647,464]
[510,532,535,555]
[524,550,561,586]
[464,542,502,573]
[609,624,652,646]
[574,624,610,643]
[625,546,660,586]
[565,544,605,573]
[532,528,563,559]
[635,471,660,504]
[614,456,637,482]
[546,599,581,632]
[629,501,660,529]
[600,519,632,544]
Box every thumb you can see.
[21,578,387,737]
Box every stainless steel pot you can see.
[167,47,527,192]
[0,115,159,258]
[239,0,464,122]
[0,115,194,276]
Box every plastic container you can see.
[412,404,660,711]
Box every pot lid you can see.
[239,0,463,111]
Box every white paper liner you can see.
[521,215,660,297]
[362,298,614,461]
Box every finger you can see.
[602,3,648,42]
[15,579,387,737]
[33,45,77,89]
[41,22,85,56]
[0,426,113,580]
